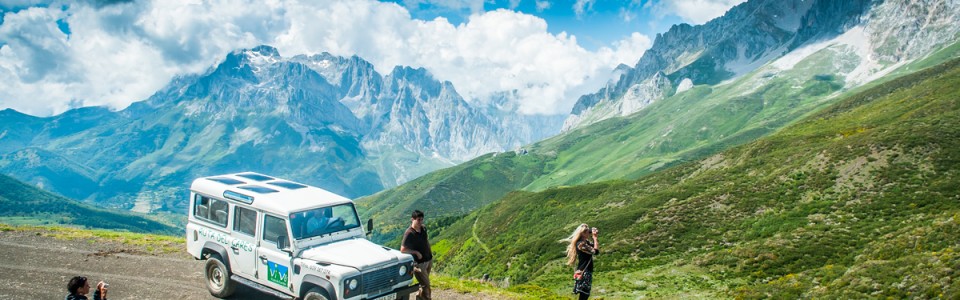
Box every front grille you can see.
[362,265,400,296]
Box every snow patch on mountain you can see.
[305,57,344,86]
[771,39,834,71]
[245,50,280,74]
[838,26,898,85]
[725,44,788,78]
[676,78,694,93]
[769,25,893,86]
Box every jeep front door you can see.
[231,206,259,279]
[259,214,294,294]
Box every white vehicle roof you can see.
[190,172,352,216]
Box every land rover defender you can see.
[185,172,418,300]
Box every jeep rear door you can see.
[231,205,259,279]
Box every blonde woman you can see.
[564,223,599,300]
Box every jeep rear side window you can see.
[194,194,228,228]
[234,206,257,237]
[263,214,289,247]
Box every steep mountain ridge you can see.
[563,0,836,130]
[563,0,959,131]
[0,45,559,214]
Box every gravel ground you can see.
[0,229,489,300]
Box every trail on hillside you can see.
[471,214,491,253]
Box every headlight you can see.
[348,279,358,290]
[398,265,407,276]
[343,276,361,297]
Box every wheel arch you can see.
[201,242,231,272]
[301,275,336,300]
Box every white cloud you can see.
[654,0,746,24]
[573,0,595,18]
[0,0,651,116]
[535,0,551,11]
[607,32,653,67]
[619,7,636,22]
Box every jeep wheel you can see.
[303,287,330,300]
[205,256,236,298]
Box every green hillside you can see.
[0,174,179,235]
[357,150,551,244]
[431,57,960,298]
[359,41,960,246]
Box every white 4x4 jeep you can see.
[186,172,418,300]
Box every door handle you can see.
[259,255,267,262]
[230,245,240,252]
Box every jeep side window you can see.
[194,194,209,219]
[262,214,289,247]
[194,195,228,228]
[234,206,257,237]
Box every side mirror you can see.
[366,218,374,236]
[277,236,291,253]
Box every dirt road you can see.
[0,228,490,300]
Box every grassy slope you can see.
[0,174,179,235]
[359,41,960,247]
[526,45,851,191]
[357,150,551,246]
[432,57,960,299]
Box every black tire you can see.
[303,287,330,300]
[204,256,236,298]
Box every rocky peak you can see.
[564,0,879,131]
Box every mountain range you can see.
[0,46,561,213]
[563,0,960,131]
[0,0,958,297]
[359,0,960,245]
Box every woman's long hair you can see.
[561,224,590,266]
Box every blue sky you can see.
[382,0,687,50]
[0,0,744,116]
[381,0,747,50]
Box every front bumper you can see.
[364,284,420,300]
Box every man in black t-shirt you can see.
[401,210,433,300]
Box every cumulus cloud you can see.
[607,32,653,67]
[654,0,747,24]
[0,0,651,116]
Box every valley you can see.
[1,0,959,298]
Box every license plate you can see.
[373,293,397,300]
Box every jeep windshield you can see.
[289,203,362,240]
